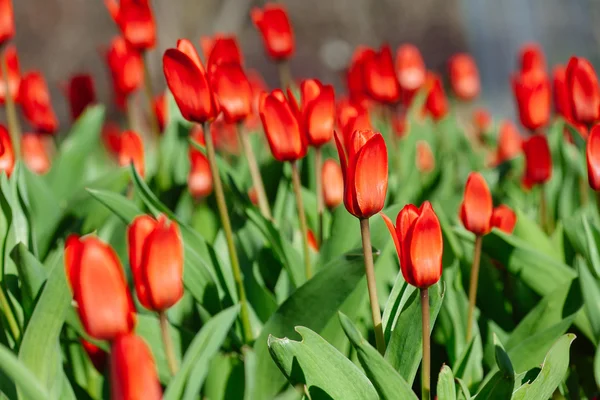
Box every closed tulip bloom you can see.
[118,130,144,177]
[334,129,388,219]
[63,74,97,121]
[298,79,335,146]
[336,97,361,130]
[566,56,600,124]
[381,201,443,288]
[105,0,156,50]
[81,339,108,373]
[423,73,448,121]
[128,214,184,311]
[205,36,244,73]
[251,4,295,60]
[416,140,435,173]
[511,71,550,131]
[188,128,213,199]
[19,71,59,134]
[110,334,162,400]
[496,121,522,163]
[0,0,14,45]
[342,107,372,147]
[448,53,480,101]
[21,133,50,174]
[65,235,136,341]
[346,47,375,106]
[587,125,600,190]
[552,65,572,120]
[322,158,343,209]
[363,44,400,104]
[0,125,15,177]
[395,44,426,92]
[491,205,517,234]
[210,63,252,123]
[0,45,20,105]
[106,36,143,99]
[460,172,493,236]
[153,93,168,133]
[522,134,552,187]
[519,43,546,79]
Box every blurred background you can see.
[10,0,600,128]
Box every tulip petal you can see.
[352,134,388,218]
[176,39,204,73]
[333,130,347,181]
[380,212,401,265]
[409,202,443,288]
[127,215,157,309]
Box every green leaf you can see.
[512,334,576,400]
[381,273,416,342]
[268,326,378,400]
[576,256,600,341]
[437,365,456,400]
[10,243,47,319]
[474,336,514,400]
[0,342,48,399]
[595,342,600,388]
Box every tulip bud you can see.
[342,106,372,147]
[63,74,97,121]
[511,71,550,132]
[334,129,388,219]
[460,172,493,236]
[566,56,600,124]
[0,45,20,105]
[496,121,522,164]
[416,140,435,173]
[21,133,51,175]
[205,36,244,73]
[298,79,335,147]
[395,44,426,93]
[65,235,136,341]
[106,36,143,100]
[363,44,400,104]
[552,65,571,121]
[0,125,15,177]
[188,128,213,199]
[448,53,480,101]
[81,339,108,373]
[153,93,168,133]
[518,43,546,78]
[251,4,295,60]
[522,134,552,187]
[105,0,156,51]
[118,130,145,177]
[423,73,448,121]
[0,0,15,46]
[587,124,600,190]
[110,334,162,400]
[491,205,517,234]
[128,215,184,312]
[19,71,59,134]
[322,159,343,209]
[381,201,443,288]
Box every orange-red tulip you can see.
[21,133,50,174]
[110,334,162,400]
[448,53,480,101]
[381,201,443,289]
[0,45,19,105]
[0,0,14,45]
[188,127,213,199]
[587,124,600,190]
[105,0,156,51]
[0,125,14,177]
[118,130,144,177]
[153,93,168,133]
[552,65,572,121]
[363,44,400,104]
[209,63,252,123]
[460,172,493,236]
[416,140,435,173]
[566,56,600,124]
[296,79,335,147]
[395,44,426,93]
[423,73,448,121]
[251,4,295,60]
[334,129,388,219]
[62,74,97,121]
[511,71,550,132]
[522,134,552,187]
[81,339,108,373]
[65,235,136,341]
[322,158,343,209]
[491,205,517,234]
[496,121,522,163]
[19,71,59,134]
[105,36,143,102]
[128,214,184,311]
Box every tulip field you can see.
[1,0,600,399]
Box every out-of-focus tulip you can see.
[21,133,50,174]
[295,79,335,147]
[19,71,59,134]
[587,124,600,190]
[522,134,552,187]
[81,339,108,373]
[342,107,372,146]
[552,65,572,120]
[153,93,168,133]
[128,214,184,311]
[251,4,295,60]
[491,205,517,234]
[395,44,426,93]
[448,53,480,101]
[307,230,318,252]
[210,63,252,123]
[110,334,162,400]
[473,108,491,137]
[518,43,546,80]
[103,122,122,156]
[0,0,15,45]
[423,73,448,121]
[381,201,443,288]
[346,47,375,107]
[260,89,306,162]
[416,140,435,173]
[205,36,243,73]
[209,116,240,155]
[511,71,550,132]
[65,235,136,341]
[334,129,388,219]
[0,125,15,177]
[0,45,19,105]
[118,130,144,177]
[105,36,143,102]
[105,0,156,51]
[63,74,97,121]
[566,56,600,124]
[392,112,408,138]
[245,69,268,131]
[496,121,522,163]
[363,44,400,104]
[188,127,213,199]
[336,97,361,131]
[460,172,493,236]
[322,158,343,209]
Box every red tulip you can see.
[423,73,448,121]
[381,201,443,288]
[346,47,375,106]
[460,172,493,236]
[336,97,362,131]
[496,121,522,163]
[153,93,168,133]
[297,79,335,147]
[0,125,14,177]
[322,158,343,209]
[105,0,156,50]
[209,116,240,155]
[522,134,552,187]
[176,39,204,72]
[65,235,136,341]
[259,89,306,162]
[209,63,252,123]
[81,339,108,373]
[552,65,572,120]
[334,129,388,219]
[19,71,59,134]
[448,53,480,101]
[363,44,400,104]
[566,56,600,124]
[473,108,491,137]
[511,71,550,131]
[518,43,546,79]
[392,112,408,138]
[21,133,50,174]
[416,140,435,173]
[587,124,600,190]
[128,214,184,312]
[0,45,20,105]
[105,36,143,101]
[188,128,213,199]
[110,334,162,400]
[491,205,517,234]
[251,4,295,60]
[62,74,97,121]
[395,44,426,93]
[103,122,122,156]
[0,0,15,45]
[205,36,244,73]
[245,69,269,130]
[118,130,144,177]
[342,106,372,147]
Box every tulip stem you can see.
[466,234,483,342]
[142,52,160,138]
[0,286,19,342]
[203,122,253,343]
[277,60,293,90]
[315,146,324,244]
[237,123,271,220]
[420,288,431,400]
[158,311,178,375]
[1,50,21,158]
[291,161,312,280]
[359,218,385,355]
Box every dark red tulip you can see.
[511,70,550,131]
[448,53,480,101]
[251,4,295,60]
[65,235,136,341]
[587,124,600,190]
[552,65,572,120]
[0,125,14,177]
[19,71,59,134]
[0,0,15,45]
[423,73,448,121]
[62,74,97,121]
[0,45,19,105]
[381,201,443,289]
[416,140,434,173]
[346,46,375,107]
[21,133,50,174]
[105,36,143,102]
[188,127,213,199]
[460,172,493,236]
[566,56,600,124]
[334,129,388,219]
[153,93,168,133]
[296,79,335,147]
[322,158,343,209]
[363,44,400,104]
[105,0,156,50]
[522,134,552,187]
[491,205,517,234]
[209,63,252,123]
[118,130,144,177]
[81,339,108,373]
[496,121,522,163]
[395,44,426,93]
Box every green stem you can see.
[142,52,160,138]
[291,161,312,279]
[420,288,431,400]
[237,123,271,220]
[159,311,178,375]
[359,218,385,354]
[203,122,253,343]
[277,60,293,91]
[315,146,324,244]
[466,234,482,341]
[0,286,19,342]
[1,50,21,158]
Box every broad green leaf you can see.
[10,243,47,319]
[576,256,600,340]
[456,377,471,400]
[0,342,48,399]
[268,327,378,399]
[437,365,456,400]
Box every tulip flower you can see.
[322,158,343,209]
[460,172,493,236]
[105,0,156,51]
[552,65,572,121]
[188,146,213,200]
[205,36,244,73]
[81,339,108,373]
[209,63,252,123]
[496,121,522,164]
[381,201,442,399]
[346,47,375,107]
[392,113,408,138]
[518,43,546,80]
[19,71,59,134]
[491,205,517,234]
[62,74,97,121]
[118,130,144,177]
[0,0,15,46]
[363,44,400,104]
[566,56,600,124]
[0,125,15,177]
[448,53,480,101]
[522,134,552,187]
[307,230,319,252]
[209,116,240,155]
[416,140,435,173]
[511,70,550,132]
[105,36,143,108]
[251,4,295,61]
[0,45,19,105]
[102,122,122,156]
[110,334,162,400]
[587,124,600,191]
[21,133,50,174]
[65,235,136,341]
[473,108,491,138]
[395,44,426,95]
[341,103,372,146]
[423,73,448,121]
[153,93,168,133]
